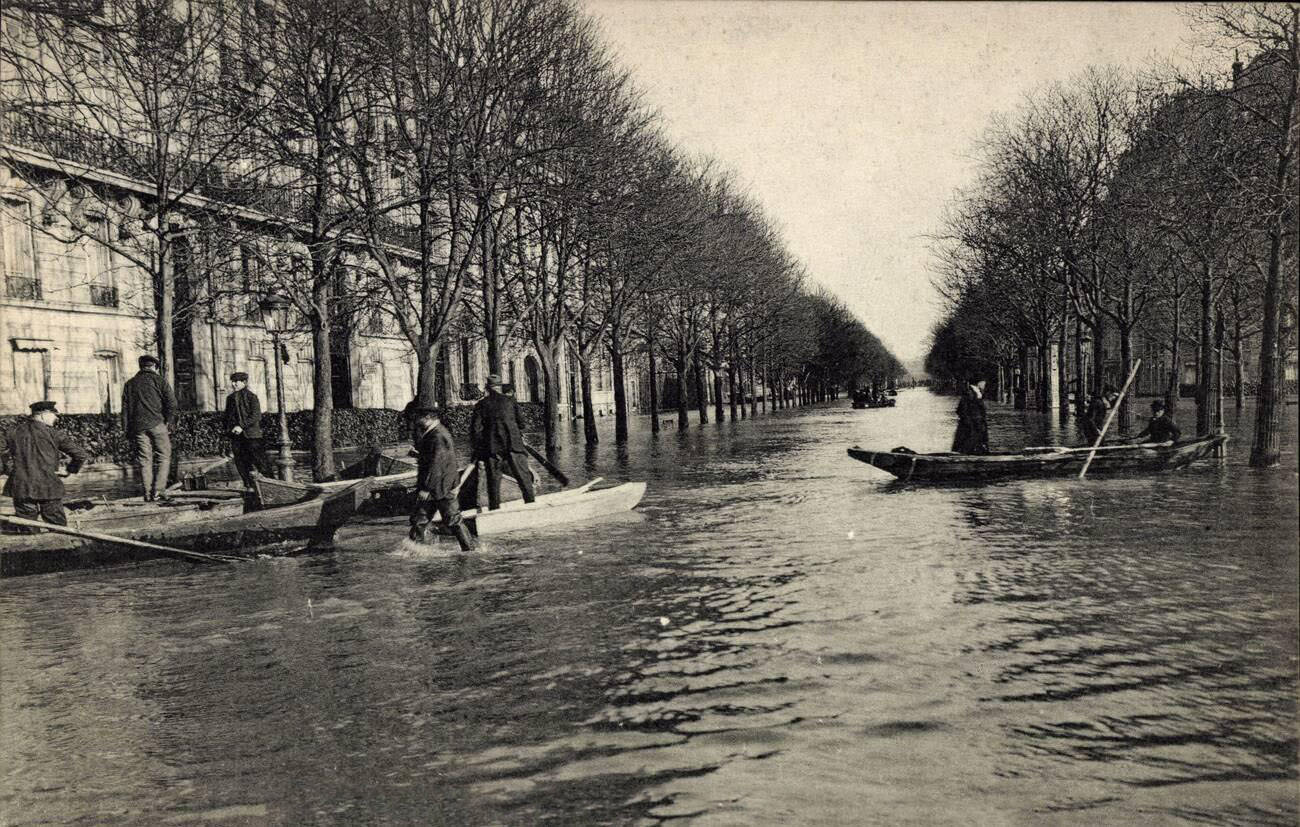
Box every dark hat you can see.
[1151,398,1166,410]
[410,406,441,419]
[29,400,58,414]
[138,354,159,368]
[230,371,248,382]
[485,373,502,387]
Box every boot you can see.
[451,522,475,551]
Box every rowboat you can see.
[846,434,1228,482]
[253,451,417,507]
[348,477,648,542]
[0,480,372,577]
[852,398,896,409]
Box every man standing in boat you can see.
[408,408,475,551]
[2,401,91,532]
[224,372,275,489]
[122,354,176,501]
[951,376,989,454]
[1129,399,1181,444]
[469,374,536,510]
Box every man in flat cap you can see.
[225,371,274,488]
[469,373,536,510]
[2,402,90,532]
[121,354,176,501]
[408,407,474,550]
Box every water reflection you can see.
[0,389,1295,825]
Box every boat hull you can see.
[846,435,1227,482]
[0,480,372,576]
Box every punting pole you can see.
[0,516,240,564]
[1079,358,1141,479]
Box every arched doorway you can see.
[524,355,540,402]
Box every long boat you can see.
[0,480,372,577]
[344,478,648,542]
[253,452,418,507]
[846,434,1228,482]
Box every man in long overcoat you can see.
[2,401,91,531]
[224,371,275,487]
[951,377,990,455]
[122,354,176,500]
[408,409,474,550]
[469,374,537,510]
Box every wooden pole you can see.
[1079,358,1141,479]
[523,442,569,486]
[0,516,238,564]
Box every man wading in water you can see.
[408,408,475,551]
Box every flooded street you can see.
[2,389,1296,825]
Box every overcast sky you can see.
[579,1,1204,371]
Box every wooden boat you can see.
[0,480,372,577]
[846,434,1228,482]
[350,478,648,542]
[253,452,418,507]
[852,397,896,409]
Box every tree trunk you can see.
[310,303,336,482]
[611,334,628,443]
[480,221,500,375]
[1197,267,1213,436]
[694,349,708,425]
[1233,314,1245,410]
[1091,319,1105,395]
[1074,316,1086,417]
[727,358,737,421]
[579,357,597,446]
[674,352,689,431]
[648,341,660,434]
[415,339,439,407]
[1250,228,1284,467]
[1119,326,1133,433]
[1168,289,1181,416]
[155,242,175,385]
[1058,295,1069,417]
[712,349,724,423]
[536,340,562,452]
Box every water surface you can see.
[2,390,1296,825]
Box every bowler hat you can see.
[486,374,502,387]
[29,400,58,414]
[138,354,159,368]
[230,371,248,382]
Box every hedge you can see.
[1,402,545,465]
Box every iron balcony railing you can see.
[89,284,118,307]
[5,273,42,300]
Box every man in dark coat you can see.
[951,377,989,454]
[122,354,176,500]
[408,409,474,550]
[1130,399,1181,444]
[2,401,91,532]
[224,371,274,487]
[469,373,536,510]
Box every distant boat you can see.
[846,435,1227,482]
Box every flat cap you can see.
[230,371,249,382]
[30,400,58,414]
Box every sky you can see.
[579,1,1205,372]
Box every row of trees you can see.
[1,0,902,480]
[925,4,1297,468]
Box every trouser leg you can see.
[249,438,276,477]
[151,426,172,495]
[503,451,536,503]
[485,457,504,510]
[434,497,473,551]
[232,437,255,487]
[38,499,67,526]
[133,431,154,497]
[8,498,41,533]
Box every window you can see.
[365,308,386,335]
[85,217,117,306]
[1,199,39,300]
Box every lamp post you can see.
[260,295,294,482]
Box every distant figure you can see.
[952,377,989,454]
[2,401,90,532]
[469,373,536,510]
[122,354,176,501]
[224,371,274,488]
[408,408,474,551]
[1081,387,1112,444]
[1130,399,1181,444]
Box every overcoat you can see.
[2,418,90,500]
[469,392,527,460]
[224,388,264,439]
[415,422,461,500]
[951,385,989,454]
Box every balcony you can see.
[89,284,119,307]
[5,274,42,301]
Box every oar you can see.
[164,455,233,493]
[522,442,569,486]
[0,515,239,565]
[1079,359,1141,479]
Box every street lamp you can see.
[259,294,295,482]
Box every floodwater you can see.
[1,390,1296,825]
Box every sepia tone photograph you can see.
[1,0,1297,823]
